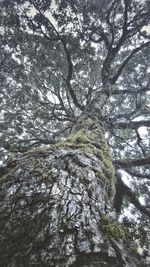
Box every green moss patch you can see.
[101,215,128,241]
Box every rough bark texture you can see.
[0,115,143,266]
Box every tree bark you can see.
[0,112,144,266]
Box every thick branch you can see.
[105,0,117,48]
[122,0,128,33]
[61,39,84,111]
[112,0,129,54]
[110,87,150,95]
[125,169,150,180]
[124,182,150,217]
[111,120,150,130]
[114,171,150,217]
[114,156,150,168]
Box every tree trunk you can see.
[0,112,143,266]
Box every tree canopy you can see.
[0,0,150,261]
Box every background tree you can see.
[0,0,150,266]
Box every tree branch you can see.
[89,25,110,49]
[110,87,150,95]
[114,171,150,217]
[111,41,150,84]
[125,169,150,180]
[113,156,150,168]
[28,2,84,111]
[111,120,150,130]
[112,0,129,54]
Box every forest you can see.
[0,0,150,266]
